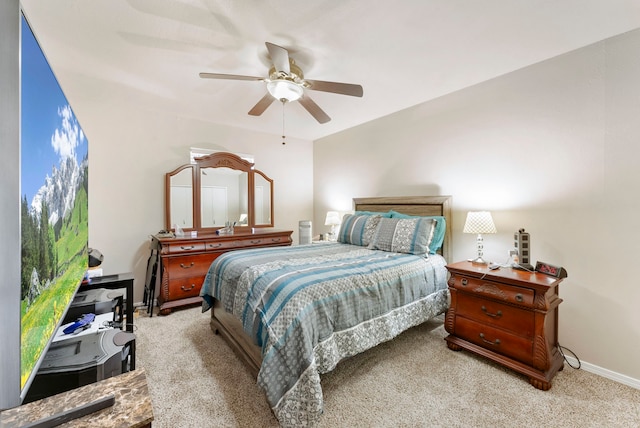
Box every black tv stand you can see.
[80,272,136,370]
[82,272,134,332]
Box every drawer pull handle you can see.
[515,294,524,302]
[251,240,262,244]
[179,262,195,269]
[481,306,502,318]
[180,284,195,292]
[461,278,468,286]
[180,245,195,250]
[272,238,281,242]
[479,333,501,346]
[208,243,222,248]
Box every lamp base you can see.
[469,256,489,265]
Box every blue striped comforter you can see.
[200,242,449,427]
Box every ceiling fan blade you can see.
[248,93,275,116]
[305,79,363,97]
[199,72,263,81]
[298,95,331,124]
[265,42,290,74]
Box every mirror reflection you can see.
[254,171,272,225]
[164,152,275,231]
[168,166,193,229]
[200,167,248,228]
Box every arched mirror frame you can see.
[165,164,196,231]
[165,152,275,231]
[253,169,274,227]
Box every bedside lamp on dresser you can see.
[463,211,497,264]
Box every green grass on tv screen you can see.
[20,186,88,388]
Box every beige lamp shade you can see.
[463,211,496,264]
[324,211,341,226]
[463,211,497,234]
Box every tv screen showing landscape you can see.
[20,13,89,394]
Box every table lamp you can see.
[324,211,341,241]
[463,211,497,264]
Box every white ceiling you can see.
[20,0,640,141]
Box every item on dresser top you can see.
[535,261,568,278]
[513,228,534,270]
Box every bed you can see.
[200,196,452,426]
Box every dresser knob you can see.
[481,306,502,318]
[515,294,524,302]
[461,278,468,286]
[179,262,195,269]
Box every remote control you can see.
[63,313,95,335]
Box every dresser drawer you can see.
[166,242,206,254]
[450,274,535,308]
[165,254,217,279]
[167,275,203,300]
[456,293,535,338]
[455,316,533,365]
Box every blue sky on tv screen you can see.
[21,16,88,205]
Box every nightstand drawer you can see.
[455,316,533,365]
[456,293,535,337]
[449,274,534,308]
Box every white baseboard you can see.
[564,356,640,390]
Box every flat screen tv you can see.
[18,11,89,403]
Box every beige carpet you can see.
[134,306,640,427]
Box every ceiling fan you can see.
[199,42,363,124]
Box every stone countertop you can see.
[0,368,153,427]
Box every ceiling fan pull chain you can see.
[281,100,286,145]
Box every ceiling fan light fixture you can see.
[267,79,303,102]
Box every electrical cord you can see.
[558,343,581,369]
[100,320,138,332]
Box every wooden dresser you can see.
[444,261,565,390]
[153,229,292,315]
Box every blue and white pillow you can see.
[337,214,382,246]
[389,211,446,254]
[368,217,437,256]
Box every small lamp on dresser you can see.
[463,211,497,264]
[324,211,341,241]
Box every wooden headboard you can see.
[353,196,452,262]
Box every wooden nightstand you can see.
[444,261,565,390]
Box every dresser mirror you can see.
[165,152,274,231]
[254,170,273,225]
[167,164,194,229]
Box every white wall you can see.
[83,103,314,303]
[314,29,640,384]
